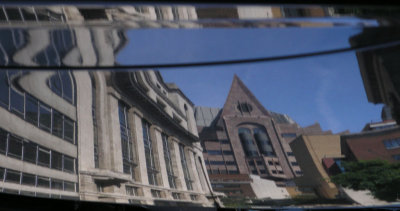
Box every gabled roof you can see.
[220,74,270,118]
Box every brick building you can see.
[196,75,331,198]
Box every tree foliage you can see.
[331,160,400,201]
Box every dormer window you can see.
[237,102,252,113]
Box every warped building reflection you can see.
[0,6,218,206]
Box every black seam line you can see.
[1,40,400,71]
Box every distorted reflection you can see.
[0,3,400,209]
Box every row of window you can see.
[208,160,237,165]
[0,71,75,144]
[0,128,75,173]
[383,138,400,150]
[393,154,400,161]
[118,101,195,190]
[207,169,239,175]
[238,127,276,157]
[206,150,233,155]
[1,188,79,200]
[0,167,76,192]
[204,139,230,144]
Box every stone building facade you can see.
[196,75,331,198]
[0,6,215,206]
[0,69,215,206]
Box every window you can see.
[23,141,37,164]
[21,173,36,186]
[287,151,294,156]
[0,168,3,181]
[210,160,225,165]
[383,138,400,150]
[39,104,51,132]
[37,176,50,188]
[52,110,63,138]
[38,147,50,167]
[207,150,222,155]
[223,150,233,155]
[143,119,158,186]
[51,179,63,190]
[291,162,299,166]
[179,144,192,190]
[0,129,7,154]
[63,117,74,143]
[119,102,135,179]
[237,102,253,113]
[7,135,22,159]
[90,74,99,168]
[228,170,239,174]
[260,170,267,174]
[248,160,255,166]
[51,151,63,170]
[162,133,176,189]
[393,154,400,161]
[5,169,20,183]
[220,140,230,144]
[251,170,258,174]
[172,192,181,199]
[238,128,258,157]
[0,71,9,108]
[268,161,273,165]
[63,155,75,173]
[10,86,24,117]
[253,128,276,156]
[278,170,284,174]
[226,161,236,165]
[64,181,75,192]
[190,195,198,201]
[272,170,277,174]
[25,95,38,125]
[126,186,138,196]
[256,161,263,165]
[295,170,303,175]
[48,71,74,103]
[151,189,161,198]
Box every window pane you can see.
[51,179,63,190]
[8,135,22,159]
[49,73,62,96]
[60,72,73,103]
[5,169,20,184]
[52,110,63,138]
[64,181,75,192]
[0,72,9,107]
[63,156,74,173]
[0,167,4,180]
[21,173,36,186]
[39,104,51,132]
[37,176,50,188]
[0,128,7,154]
[23,141,37,164]
[38,147,50,167]
[10,88,24,116]
[51,151,62,170]
[25,95,38,125]
[64,117,74,143]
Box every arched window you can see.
[48,71,74,104]
[253,128,276,156]
[238,127,258,157]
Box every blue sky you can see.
[118,27,383,133]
